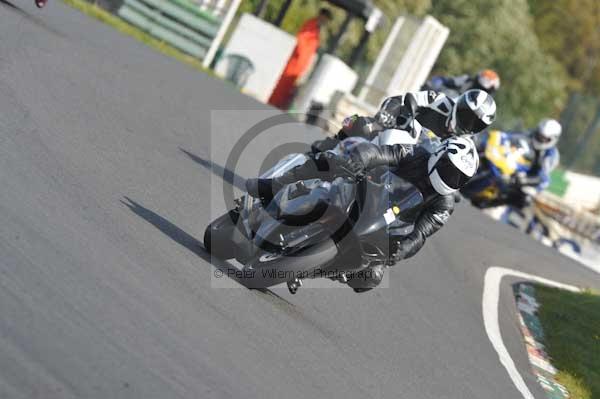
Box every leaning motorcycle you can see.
[460,130,534,209]
[460,130,579,253]
[204,127,425,293]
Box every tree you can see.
[528,0,600,95]
[238,0,429,65]
[240,0,567,128]
[528,0,600,175]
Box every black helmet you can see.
[449,89,496,135]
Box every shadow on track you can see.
[0,0,67,38]
[0,0,19,9]
[120,196,294,305]
[179,148,246,191]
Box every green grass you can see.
[60,0,214,76]
[534,285,600,399]
[546,169,569,197]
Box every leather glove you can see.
[310,136,339,154]
[313,152,365,181]
[509,175,519,187]
[245,178,278,201]
[335,157,366,181]
[510,172,527,187]
[391,233,423,262]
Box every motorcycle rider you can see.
[481,118,561,209]
[346,136,481,292]
[519,118,561,190]
[311,88,497,154]
[246,95,495,292]
[247,137,481,293]
[422,69,501,99]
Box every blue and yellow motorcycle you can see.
[461,130,534,209]
[460,130,582,253]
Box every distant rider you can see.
[478,118,561,209]
[422,69,501,99]
[517,119,561,189]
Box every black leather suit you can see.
[311,90,456,154]
[348,143,455,261]
[247,143,455,293]
[250,91,460,292]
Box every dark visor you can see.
[456,107,489,134]
[434,155,472,190]
[535,132,552,143]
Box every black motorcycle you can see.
[204,154,425,293]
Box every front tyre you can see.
[242,239,339,288]
[204,210,239,260]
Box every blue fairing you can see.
[537,147,559,191]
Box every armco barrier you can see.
[117,0,239,64]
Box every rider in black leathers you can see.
[311,90,452,153]
[247,136,479,292]
[311,88,496,155]
[246,90,496,292]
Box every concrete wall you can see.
[215,13,296,102]
[561,171,600,212]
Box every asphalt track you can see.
[1,2,599,399]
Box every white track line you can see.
[482,266,580,399]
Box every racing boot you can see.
[245,152,360,202]
[245,158,324,202]
[245,178,280,203]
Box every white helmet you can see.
[449,89,496,135]
[428,136,479,195]
[532,118,562,150]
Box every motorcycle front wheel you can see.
[242,239,339,288]
[203,210,239,260]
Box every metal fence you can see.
[117,0,241,67]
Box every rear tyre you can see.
[203,210,239,260]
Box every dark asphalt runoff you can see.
[1,2,598,398]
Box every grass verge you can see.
[60,0,214,76]
[534,285,600,399]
